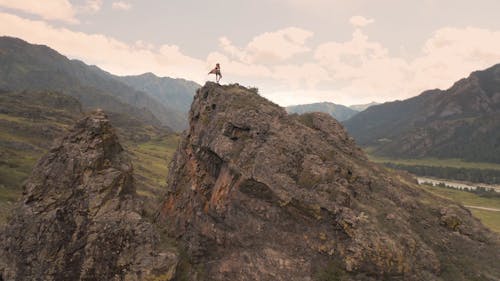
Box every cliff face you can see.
[0,111,177,281]
[158,83,500,281]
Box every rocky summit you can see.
[0,111,177,281]
[158,82,500,281]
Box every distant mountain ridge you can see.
[118,72,200,129]
[349,102,379,112]
[344,64,500,163]
[0,36,197,131]
[286,101,359,121]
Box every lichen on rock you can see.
[158,82,500,281]
[0,110,177,281]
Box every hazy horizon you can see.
[2,0,500,106]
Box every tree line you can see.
[383,163,500,185]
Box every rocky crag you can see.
[158,83,500,281]
[0,111,177,281]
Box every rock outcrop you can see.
[158,83,500,281]
[0,111,177,281]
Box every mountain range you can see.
[119,72,199,117]
[0,36,199,131]
[344,64,500,163]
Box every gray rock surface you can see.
[0,111,177,281]
[158,82,500,281]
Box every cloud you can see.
[212,27,328,94]
[314,25,500,104]
[0,0,77,23]
[315,29,387,74]
[82,0,102,13]
[271,63,330,90]
[313,28,411,101]
[349,16,374,28]
[219,27,313,64]
[112,1,132,11]
[265,89,348,107]
[207,51,272,79]
[411,27,500,92]
[0,12,206,82]
[2,10,500,107]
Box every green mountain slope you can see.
[344,64,500,163]
[0,36,194,131]
[0,91,81,222]
[118,72,199,129]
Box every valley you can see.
[368,154,500,184]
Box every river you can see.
[417,177,500,193]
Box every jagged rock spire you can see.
[0,110,177,281]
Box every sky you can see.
[1,0,500,106]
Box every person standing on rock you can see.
[208,63,222,84]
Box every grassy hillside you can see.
[373,154,500,233]
[422,184,500,233]
[124,134,180,217]
[0,91,82,223]
[368,155,500,171]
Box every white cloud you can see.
[112,1,132,11]
[82,0,102,12]
[2,10,500,107]
[315,29,387,75]
[0,0,77,23]
[265,89,348,107]
[0,12,206,82]
[271,63,330,90]
[349,16,374,28]
[207,51,272,79]
[212,27,325,94]
[314,25,500,104]
[219,27,313,64]
[405,27,500,96]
